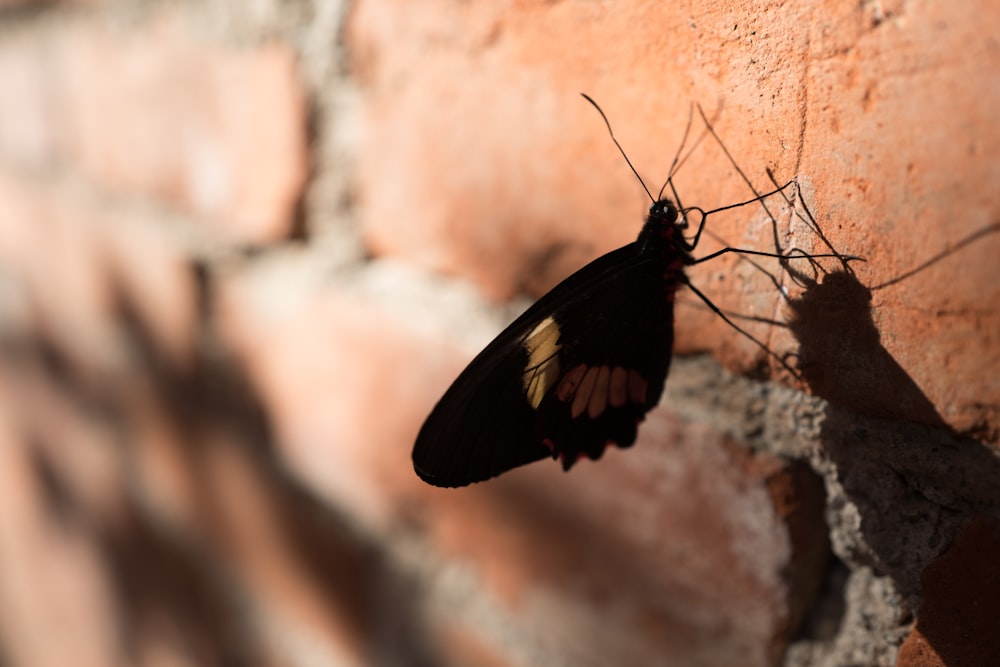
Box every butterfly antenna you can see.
[581,94,655,204]
[764,167,857,278]
[871,221,1000,290]
[658,103,695,201]
[695,103,774,212]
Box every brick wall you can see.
[0,1,997,666]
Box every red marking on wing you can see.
[556,364,587,402]
[627,370,648,404]
[587,366,611,418]
[609,366,627,407]
[571,367,599,418]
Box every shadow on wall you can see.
[788,269,944,428]
[695,120,1000,653]
[787,219,1000,433]
[782,221,1000,665]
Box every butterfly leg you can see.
[683,278,801,378]
[691,247,862,265]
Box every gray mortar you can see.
[663,355,1000,665]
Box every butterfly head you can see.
[638,198,686,249]
[648,198,679,225]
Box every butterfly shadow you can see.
[787,268,944,427]
[778,225,1000,631]
[692,138,1000,652]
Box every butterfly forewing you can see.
[413,239,678,487]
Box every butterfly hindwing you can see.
[532,261,674,469]
[413,242,675,487]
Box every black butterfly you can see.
[413,96,842,487]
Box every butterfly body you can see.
[413,199,692,487]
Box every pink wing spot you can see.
[542,438,556,454]
[627,370,648,404]
[556,364,587,402]
[571,367,599,418]
[609,366,628,407]
[587,366,611,419]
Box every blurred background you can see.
[0,1,998,666]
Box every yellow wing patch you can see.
[522,316,562,409]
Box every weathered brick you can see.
[0,173,119,371]
[0,1,995,666]
[218,260,830,665]
[101,212,199,369]
[347,0,1000,440]
[218,260,477,526]
[0,373,125,667]
[58,14,308,243]
[0,172,199,373]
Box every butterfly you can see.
[413,95,844,487]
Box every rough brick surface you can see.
[218,262,836,665]
[897,515,1000,667]
[348,0,1000,441]
[0,1,996,667]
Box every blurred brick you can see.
[430,623,517,667]
[897,515,1000,667]
[59,14,308,243]
[0,373,123,667]
[0,0,95,6]
[0,2,995,666]
[102,214,199,369]
[217,260,470,527]
[409,420,828,666]
[0,173,119,373]
[198,436,369,667]
[123,372,376,667]
[219,261,830,665]
[0,172,198,374]
[0,37,59,169]
[0,319,374,667]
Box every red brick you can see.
[0,0,95,6]
[101,212,198,368]
[410,423,826,666]
[200,440,368,667]
[0,173,119,370]
[0,172,198,373]
[429,623,517,667]
[0,317,374,667]
[347,0,1000,440]
[218,264,830,664]
[897,515,1000,667]
[0,374,123,667]
[58,14,308,243]
[218,261,481,526]
[0,37,59,170]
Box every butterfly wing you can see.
[413,242,676,487]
